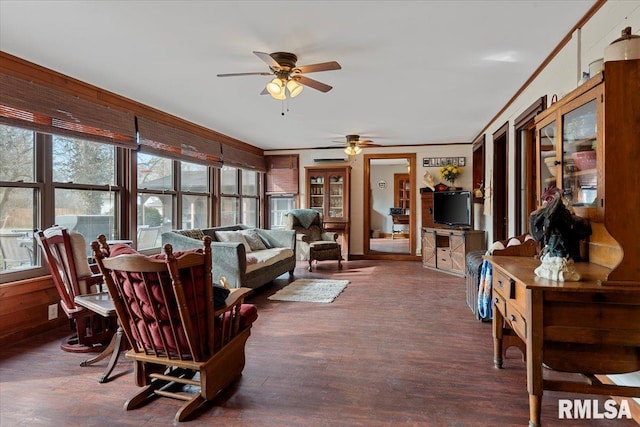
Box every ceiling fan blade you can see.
[359,142,380,147]
[253,51,281,69]
[296,61,342,74]
[217,72,272,77]
[296,75,332,93]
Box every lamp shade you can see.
[266,78,285,99]
[344,144,362,156]
[286,79,304,98]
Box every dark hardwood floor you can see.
[1,259,636,426]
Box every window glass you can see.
[0,125,34,182]
[220,166,238,194]
[138,153,173,190]
[55,189,116,255]
[181,161,208,192]
[269,196,296,229]
[242,169,257,196]
[1,125,38,275]
[0,188,37,272]
[53,136,114,185]
[242,198,257,227]
[138,193,173,237]
[181,194,208,229]
[220,196,239,226]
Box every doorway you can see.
[364,153,416,259]
[492,123,508,242]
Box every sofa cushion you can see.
[241,229,268,251]
[245,248,294,274]
[215,230,252,253]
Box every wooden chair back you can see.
[94,237,214,362]
[35,227,102,312]
[91,235,256,422]
[35,226,115,352]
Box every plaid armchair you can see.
[284,209,342,272]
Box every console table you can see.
[485,256,640,427]
[422,227,485,276]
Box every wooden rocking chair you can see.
[35,226,117,353]
[92,236,258,422]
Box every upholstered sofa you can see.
[161,225,296,289]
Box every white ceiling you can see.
[0,1,595,152]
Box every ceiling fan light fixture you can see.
[286,79,303,98]
[344,144,362,156]
[266,78,285,99]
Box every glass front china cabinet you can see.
[535,75,603,221]
[305,166,351,257]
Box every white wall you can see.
[478,1,639,241]
[267,2,639,253]
[268,144,472,255]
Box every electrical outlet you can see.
[47,303,58,320]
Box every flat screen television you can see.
[433,191,472,228]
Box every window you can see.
[0,125,122,281]
[53,136,118,255]
[180,161,210,231]
[137,153,175,249]
[0,125,38,275]
[268,196,296,229]
[220,166,260,227]
[137,155,214,248]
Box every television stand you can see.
[422,227,485,276]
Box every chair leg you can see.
[125,381,163,410]
[308,259,313,272]
[98,326,125,383]
[175,395,206,423]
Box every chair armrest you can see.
[296,233,311,243]
[214,287,252,315]
[321,232,338,242]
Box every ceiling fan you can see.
[339,134,378,155]
[217,51,341,100]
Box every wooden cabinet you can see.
[420,190,434,228]
[305,166,351,258]
[535,74,602,221]
[394,173,410,212]
[421,227,485,276]
[487,256,640,427]
[534,59,640,281]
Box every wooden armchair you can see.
[35,226,117,353]
[92,236,258,422]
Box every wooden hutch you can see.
[305,165,351,259]
[487,59,640,427]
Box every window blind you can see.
[137,116,223,167]
[265,154,299,194]
[0,73,136,147]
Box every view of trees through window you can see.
[0,125,37,273]
[1,123,261,279]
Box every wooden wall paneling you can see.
[0,276,65,347]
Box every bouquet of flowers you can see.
[439,165,463,185]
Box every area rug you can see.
[268,279,349,303]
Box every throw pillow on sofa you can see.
[214,230,252,253]
[241,229,268,251]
